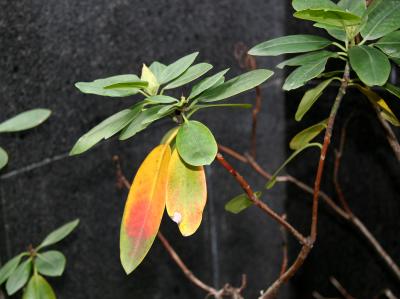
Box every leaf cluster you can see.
[0,219,79,299]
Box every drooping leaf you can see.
[314,23,346,41]
[141,64,159,95]
[0,253,24,285]
[166,149,207,236]
[289,120,328,150]
[197,69,273,102]
[277,50,338,69]
[37,219,79,250]
[35,251,66,277]
[22,275,56,299]
[159,52,199,84]
[266,143,322,189]
[188,69,229,99]
[70,104,144,155]
[294,9,361,27]
[75,75,144,97]
[374,31,400,59]
[146,95,178,104]
[6,258,32,295]
[295,78,338,121]
[120,144,171,274]
[0,146,8,170]
[349,45,391,86]
[224,191,262,214]
[360,0,400,41]
[283,57,330,91]
[164,63,213,90]
[385,83,400,99]
[356,85,400,126]
[149,61,167,82]
[119,106,167,140]
[249,35,331,56]
[176,121,217,166]
[0,109,51,133]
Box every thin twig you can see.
[215,152,307,245]
[329,277,356,299]
[234,42,262,158]
[279,214,288,277]
[372,103,400,162]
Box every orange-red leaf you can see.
[120,144,171,274]
[166,149,207,236]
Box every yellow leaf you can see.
[166,149,207,236]
[120,144,171,274]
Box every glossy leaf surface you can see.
[36,251,66,277]
[277,50,337,69]
[225,191,261,214]
[289,120,328,150]
[159,52,199,84]
[189,69,229,99]
[164,63,212,90]
[375,31,400,59]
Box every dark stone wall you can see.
[284,3,400,299]
[0,1,289,299]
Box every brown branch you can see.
[113,155,246,299]
[215,152,307,245]
[329,277,356,299]
[279,214,289,277]
[372,104,400,162]
[234,42,262,158]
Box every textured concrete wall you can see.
[0,1,289,298]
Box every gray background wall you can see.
[0,1,289,298]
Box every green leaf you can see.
[104,81,148,90]
[283,57,329,91]
[374,31,400,59]
[290,120,328,150]
[197,69,273,102]
[294,9,361,27]
[360,0,400,41]
[6,258,31,295]
[37,219,79,250]
[0,253,24,285]
[292,0,338,11]
[176,121,217,166]
[224,191,262,214]
[23,275,56,299]
[157,104,178,115]
[249,35,331,56]
[0,109,51,133]
[188,69,229,99]
[266,143,322,189]
[164,63,213,90]
[70,103,144,155]
[295,78,338,121]
[337,0,366,17]
[149,61,167,82]
[36,251,66,277]
[349,45,391,86]
[119,106,166,140]
[159,52,199,84]
[385,83,400,99]
[75,74,144,97]
[0,146,8,170]
[314,23,346,41]
[141,64,159,95]
[277,50,338,69]
[146,95,178,104]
